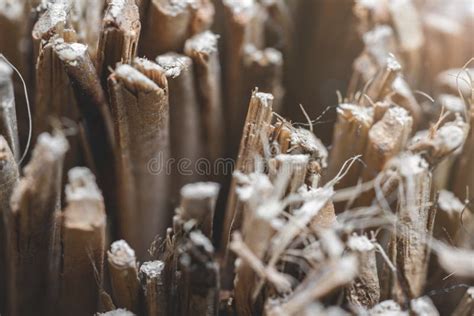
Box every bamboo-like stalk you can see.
[107,240,140,313]
[345,234,379,308]
[326,103,373,190]
[0,136,19,315]
[140,0,214,57]
[5,131,68,316]
[221,91,273,255]
[156,53,204,199]
[98,309,137,316]
[59,167,107,316]
[0,61,19,161]
[221,0,264,155]
[178,231,219,316]
[385,153,433,303]
[139,260,168,316]
[178,182,220,239]
[184,31,224,163]
[97,0,140,91]
[357,106,413,206]
[54,38,117,223]
[108,58,170,258]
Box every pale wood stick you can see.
[97,0,140,91]
[107,240,140,313]
[434,190,468,242]
[178,231,219,316]
[345,234,379,308]
[270,121,328,188]
[0,61,20,161]
[389,76,423,128]
[385,154,433,303]
[326,103,373,190]
[361,55,401,106]
[0,136,19,315]
[108,59,170,258]
[54,38,117,220]
[221,91,273,256]
[140,0,214,58]
[59,167,107,316]
[269,255,358,316]
[139,260,168,316]
[268,154,308,198]
[357,106,413,206]
[221,0,264,155]
[452,287,474,316]
[231,173,281,316]
[6,131,68,316]
[178,182,220,239]
[184,31,225,163]
[156,53,204,200]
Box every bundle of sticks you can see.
[0,0,473,315]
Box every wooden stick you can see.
[385,153,432,303]
[54,38,117,221]
[0,136,19,315]
[140,0,214,58]
[5,131,68,316]
[59,167,107,316]
[221,91,273,255]
[97,0,141,91]
[184,31,225,163]
[452,287,474,316]
[156,53,204,200]
[0,60,20,161]
[326,103,373,190]
[241,44,284,114]
[178,182,220,239]
[221,0,264,155]
[345,234,379,308]
[108,59,170,257]
[178,231,219,316]
[139,260,168,316]
[107,240,140,313]
[357,106,413,206]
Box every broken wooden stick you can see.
[59,167,107,316]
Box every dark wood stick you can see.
[108,59,170,257]
[6,131,68,316]
[97,0,141,91]
[156,53,204,200]
[0,136,19,315]
[59,167,107,316]
[178,231,219,316]
[184,31,225,163]
[53,38,117,223]
[139,260,168,316]
[140,0,214,58]
[107,240,140,313]
[0,61,20,161]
